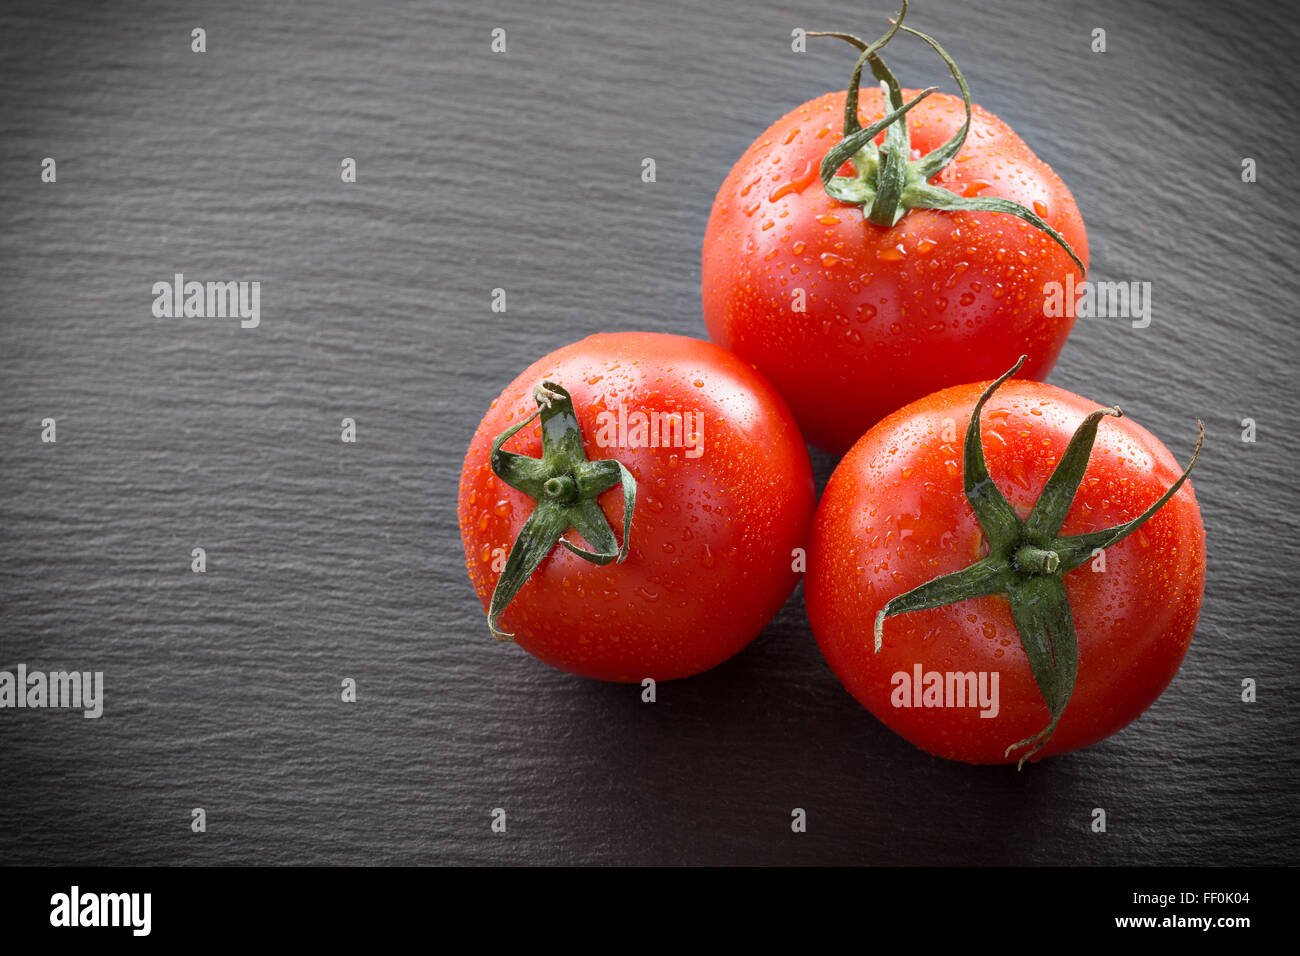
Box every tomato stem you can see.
[484,382,636,641]
[811,3,1086,275]
[873,356,1204,768]
[1014,546,1061,574]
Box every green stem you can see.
[484,382,635,642]
[1014,546,1061,574]
[810,5,1086,274]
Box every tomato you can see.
[805,364,1205,764]
[459,332,816,682]
[702,12,1088,454]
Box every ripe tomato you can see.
[459,332,815,682]
[702,17,1088,454]
[805,369,1205,764]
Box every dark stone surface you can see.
[1,0,1296,865]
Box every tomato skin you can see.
[703,88,1089,454]
[459,332,816,682]
[805,380,1205,764]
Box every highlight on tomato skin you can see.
[701,3,1088,455]
[804,377,1206,765]
[458,332,817,683]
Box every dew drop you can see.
[1005,458,1031,490]
[768,160,818,201]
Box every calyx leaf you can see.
[810,1,1086,275]
[485,382,635,641]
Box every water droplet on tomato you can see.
[769,160,818,201]
[1005,458,1031,490]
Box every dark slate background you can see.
[1,0,1297,866]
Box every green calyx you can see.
[485,382,636,642]
[873,356,1204,768]
[809,1,1086,276]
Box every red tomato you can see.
[805,377,1205,764]
[459,332,815,682]
[702,85,1089,453]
